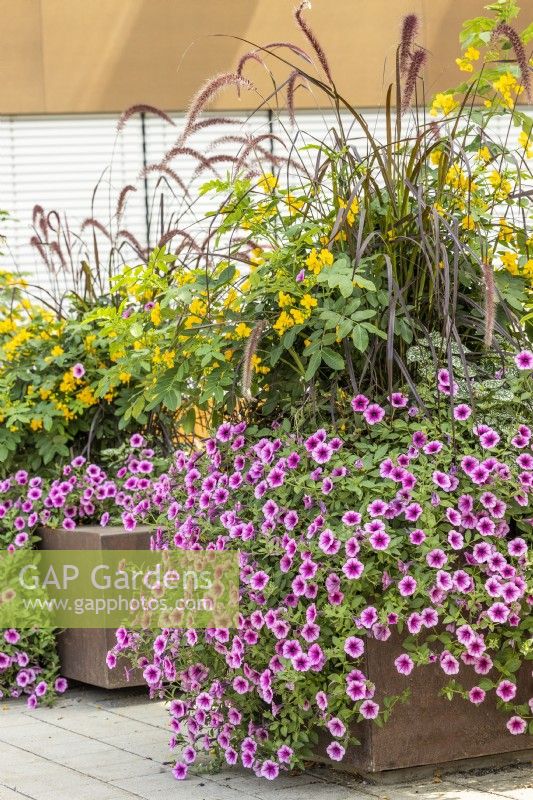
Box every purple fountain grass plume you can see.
[481,261,496,349]
[241,319,268,400]
[183,73,252,142]
[117,229,148,259]
[401,48,427,113]
[49,240,66,269]
[116,185,137,219]
[30,235,51,268]
[234,133,288,171]
[287,69,310,126]
[162,145,221,175]
[237,51,264,86]
[176,116,240,148]
[262,42,313,64]
[81,218,111,239]
[294,1,333,84]
[141,164,190,195]
[117,105,175,133]
[169,230,203,255]
[193,155,239,178]
[491,22,532,102]
[399,14,420,75]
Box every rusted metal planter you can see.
[38,525,153,689]
[317,632,532,775]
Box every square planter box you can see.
[38,525,153,689]
[316,631,532,775]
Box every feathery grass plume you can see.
[401,48,427,113]
[30,235,51,268]
[287,69,309,126]
[141,164,190,195]
[116,185,137,219]
[193,154,239,178]
[399,13,420,75]
[491,22,532,102]
[234,133,288,171]
[80,218,111,239]
[262,42,313,64]
[241,319,268,400]
[294,1,333,84]
[183,73,252,141]
[50,240,66,269]
[481,260,497,348]
[117,105,175,133]
[237,51,264,87]
[162,145,220,174]
[117,229,148,259]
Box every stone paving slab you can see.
[0,687,531,800]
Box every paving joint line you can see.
[0,739,144,799]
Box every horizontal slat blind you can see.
[0,110,530,295]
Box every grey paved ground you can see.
[0,686,531,800]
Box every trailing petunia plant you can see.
[103,353,533,780]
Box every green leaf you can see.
[305,351,322,381]
[352,325,369,352]
[321,348,345,370]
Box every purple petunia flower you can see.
[514,350,533,370]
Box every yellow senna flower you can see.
[430,93,458,117]
[150,303,161,326]
[235,323,252,339]
[306,248,334,275]
[300,294,317,311]
[119,371,131,383]
[51,345,64,357]
[501,251,519,275]
[518,130,533,159]
[461,215,476,231]
[278,292,293,309]
[477,146,491,163]
[30,418,43,431]
[257,172,277,193]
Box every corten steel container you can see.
[316,631,532,774]
[38,525,153,689]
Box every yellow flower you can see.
[278,292,293,309]
[150,303,161,326]
[339,197,359,225]
[189,298,207,317]
[501,251,519,275]
[284,194,304,216]
[461,215,476,231]
[76,386,97,406]
[429,150,442,165]
[465,46,480,61]
[455,58,473,73]
[257,172,277,193]
[30,418,43,431]
[51,345,64,357]
[305,248,334,275]
[477,146,491,163]
[250,247,264,266]
[224,349,234,361]
[234,323,252,339]
[59,371,77,394]
[39,387,52,400]
[498,218,514,243]
[518,130,533,159]
[430,93,458,117]
[119,371,131,383]
[252,355,270,375]
[489,170,512,200]
[492,72,523,109]
[300,294,317,311]
[290,308,306,325]
[273,311,295,336]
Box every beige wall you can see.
[0,0,529,114]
